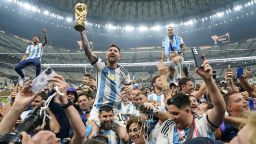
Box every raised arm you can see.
[196,60,226,127]
[80,32,98,64]
[42,29,48,47]
[0,82,39,134]
[48,75,86,144]
[239,76,256,97]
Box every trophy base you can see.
[74,23,85,32]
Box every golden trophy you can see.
[74,3,87,31]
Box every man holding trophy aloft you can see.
[74,2,130,143]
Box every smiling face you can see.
[128,123,146,144]
[99,110,114,130]
[33,35,40,44]
[106,46,120,64]
[167,105,191,129]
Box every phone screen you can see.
[237,67,244,78]
[191,47,204,68]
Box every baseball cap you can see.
[67,87,78,97]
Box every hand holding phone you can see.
[31,68,57,93]
[191,47,204,69]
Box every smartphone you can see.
[31,68,57,93]
[191,47,204,68]
[237,67,243,79]
[213,70,216,79]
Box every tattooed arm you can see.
[80,32,98,64]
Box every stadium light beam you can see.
[234,5,242,11]
[216,12,224,18]
[66,17,73,23]
[106,24,117,30]
[138,26,148,32]
[43,10,49,16]
[151,25,162,31]
[124,25,135,32]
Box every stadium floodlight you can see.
[234,5,242,11]
[184,20,194,26]
[106,24,117,30]
[22,2,31,10]
[43,10,49,16]
[138,25,148,32]
[124,25,135,32]
[66,17,73,23]
[151,25,162,31]
[216,12,224,18]
[151,25,161,31]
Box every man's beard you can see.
[108,57,117,64]
[101,121,113,130]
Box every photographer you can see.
[0,75,86,144]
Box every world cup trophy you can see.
[74,3,87,31]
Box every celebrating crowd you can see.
[0,26,256,144]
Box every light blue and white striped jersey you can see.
[121,102,140,117]
[98,129,121,144]
[147,92,165,107]
[93,58,131,111]
[25,43,44,60]
[156,113,216,144]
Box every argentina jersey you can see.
[147,93,165,106]
[25,43,43,60]
[98,129,121,144]
[93,58,131,111]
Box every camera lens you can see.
[45,68,52,75]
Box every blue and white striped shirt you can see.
[25,43,43,60]
[147,92,165,107]
[93,58,131,111]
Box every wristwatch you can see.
[61,101,73,109]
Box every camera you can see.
[136,104,154,115]
[0,107,44,143]
[31,68,57,93]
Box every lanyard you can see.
[177,119,199,143]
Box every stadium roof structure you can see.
[39,0,241,23]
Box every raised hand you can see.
[196,60,213,80]
[13,81,43,110]
[48,75,69,104]
[42,28,47,34]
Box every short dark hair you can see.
[78,91,95,99]
[99,105,113,114]
[223,91,235,105]
[33,35,40,40]
[151,75,161,88]
[109,43,120,52]
[167,93,191,109]
[84,73,92,78]
[178,77,192,88]
[83,135,108,144]
[135,91,147,98]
